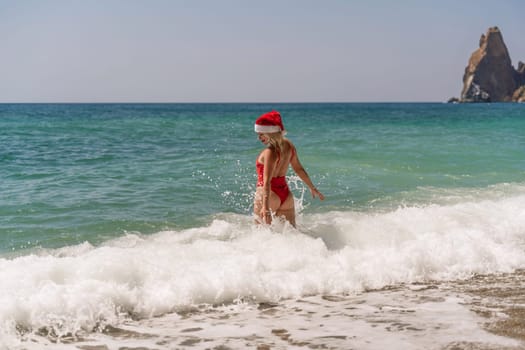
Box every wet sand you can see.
[20,270,525,350]
[456,269,525,343]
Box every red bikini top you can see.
[256,162,265,186]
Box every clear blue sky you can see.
[0,0,523,102]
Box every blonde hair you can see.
[264,131,289,154]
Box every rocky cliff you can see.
[459,27,525,103]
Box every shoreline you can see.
[457,269,525,343]
[19,270,525,350]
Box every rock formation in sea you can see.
[455,27,525,103]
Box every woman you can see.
[253,111,324,226]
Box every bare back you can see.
[257,139,295,177]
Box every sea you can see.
[1,103,524,349]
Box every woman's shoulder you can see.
[261,147,277,159]
[284,139,296,152]
[283,138,295,149]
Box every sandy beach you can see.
[457,269,525,344]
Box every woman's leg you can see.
[276,193,295,227]
[254,188,282,224]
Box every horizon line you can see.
[0,101,449,104]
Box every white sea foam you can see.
[1,187,525,347]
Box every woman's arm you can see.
[289,145,325,200]
[261,148,278,221]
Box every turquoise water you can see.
[2,103,525,347]
[1,103,524,253]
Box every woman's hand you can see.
[310,187,325,201]
[260,207,272,224]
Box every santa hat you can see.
[254,111,284,133]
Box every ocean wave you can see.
[1,188,525,345]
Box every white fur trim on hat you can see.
[254,124,281,133]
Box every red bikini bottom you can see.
[270,176,290,204]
